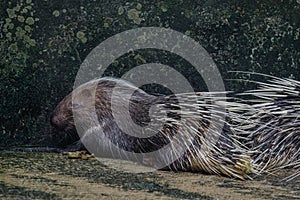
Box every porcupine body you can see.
[51,77,253,179]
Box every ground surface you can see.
[0,151,299,200]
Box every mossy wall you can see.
[1,0,299,147]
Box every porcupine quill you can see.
[229,72,300,181]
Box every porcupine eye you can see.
[70,89,93,110]
[71,103,81,109]
[67,102,81,110]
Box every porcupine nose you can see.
[51,116,57,125]
[50,114,62,129]
[50,115,57,126]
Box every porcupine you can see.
[230,73,300,181]
[50,77,253,180]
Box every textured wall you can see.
[0,0,299,146]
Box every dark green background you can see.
[1,0,299,147]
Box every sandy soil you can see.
[0,151,299,199]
